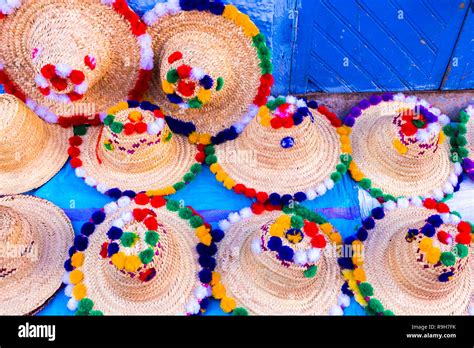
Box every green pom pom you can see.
[252,33,266,47]
[368,298,384,313]
[359,178,372,190]
[189,97,203,109]
[440,252,456,266]
[365,307,377,316]
[73,125,88,136]
[190,215,204,228]
[166,69,179,83]
[336,163,347,174]
[330,172,342,183]
[303,265,318,278]
[121,232,138,248]
[144,230,159,247]
[282,205,294,214]
[232,307,249,316]
[183,172,195,183]
[312,213,327,225]
[89,310,104,316]
[110,122,123,134]
[459,110,470,124]
[359,282,374,297]
[78,298,94,313]
[173,181,186,191]
[383,309,395,316]
[74,310,89,316]
[139,248,154,264]
[457,123,467,135]
[370,188,383,198]
[216,77,224,91]
[259,59,273,74]
[340,154,352,165]
[190,163,202,174]
[166,200,180,212]
[455,147,469,158]
[383,194,396,202]
[164,131,173,142]
[274,97,286,107]
[453,244,468,258]
[290,215,304,229]
[455,136,468,146]
[412,119,425,129]
[205,145,215,155]
[257,45,271,59]
[443,124,455,137]
[178,207,193,220]
[205,154,218,165]
[266,99,278,111]
[103,115,115,126]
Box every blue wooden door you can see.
[289,0,471,93]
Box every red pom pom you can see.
[69,136,83,146]
[67,146,80,158]
[144,217,158,230]
[150,196,166,208]
[436,203,450,214]
[282,117,294,128]
[244,188,257,199]
[100,242,109,258]
[70,157,82,168]
[330,118,342,128]
[177,80,196,97]
[168,51,183,64]
[251,202,265,215]
[234,184,246,194]
[123,123,135,135]
[154,109,164,119]
[253,93,268,107]
[311,234,326,248]
[133,208,146,222]
[456,232,471,245]
[41,64,57,79]
[177,65,192,79]
[423,198,437,209]
[135,122,147,134]
[436,231,451,245]
[68,92,84,102]
[70,70,85,85]
[51,76,68,91]
[38,87,51,96]
[197,144,207,152]
[304,221,319,237]
[131,20,147,36]
[135,193,150,205]
[318,106,329,115]
[256,192,269,203]
[195,152,206,163]
[401,122,417,137]
[457,221,472,234]
[260,74,274,88]
[270,117,282,129]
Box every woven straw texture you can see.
[0,0,141,118]
[148,10,260,135]
[216,211,342,315]
[80,202,201,315]
[0,195,73,315]
[351,101,453,197]
[79,108,196,192]
[216,109,340,194]
[0,94,70,195]
[364,206,473,315]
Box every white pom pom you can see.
[142,10,157,25]
[25,98,37,111]
[153,2,168,17]
[468,305,474,316]
[239,207,253,219]
[416,129,430,143]
[442,183,454,195]
[251,238,262,255]
[99,112,107,123]
[450,214,461,225]
[64,284,74,297]
[147,122,162,135]
[234,122,246,134]
[440,213,451,224]
[104,202,118,215]
[34,74,49,88]
[75,168,86,178]
[55,63,72,78]
[96,183,109,194]
[307,248,321,263]
[328,305,344,316]
[337,293,351,308]
[438,114,450,126]
[406,96,418,104]
[296,99,307,108]
[427,122,440,136]
[112,218,124,229]
[418,99,430,108]
[396,198,409,209]
[324,179,335,190]
[218,219,231,231]
[433,189,444,201]
[430,107,441,116]
[316,184,327,196]
[84,176,97,187]
[454,163,463,176]
[117,196,131,208]
[190,67,205,81]
[44,111,59,124]
[62,272,71,285]
[121,211,133,223]
[166,0,181,14]
[228,212,241,224]
[393,93,405,101]
[305,189,317,201]
[448,173,458,186]
[286,95,297,105]
[383,200,397,211]
[293,250,308,266]
[74,81,89,95]
[67,298,78,311]
[410,196,423,207]
[185,298,200,315]
[194,286,208,300]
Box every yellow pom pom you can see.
[188,132,199,144]
[73,283,87,300]
[223,4,239,20]
[393,139,408,155]
[146,186,176,196]
[211,272,221,286]
[197,88,212,104]
[195,225,210,238]
[354,293,367,306]
[341,144,352,154]
[342,269,354,281]
[111,252,126,270]
[320,223,333,235]
[220,296,237,313]
[71,252,84,268]
[212,283,227,299]
[337,126,352,136]
[216,171,227,183]
[210,163,222,174]
[426,247,441,264]
[438,131,445,145]
[162,79,175,94]
[199,233,212,246]
[340,135,351,145]
[128,110,143,123]
[352,255,364,266]
[198,133,212,145]
[124,255,141,272]
[275,215,291,229]
[353,268,366,282]
[69,269,84,285]
[269,223,285,237]
[115,101,129,112]
[348,279,358,290]
[419,237,433,252]
[243,19,260,37]
[223,177,236,190]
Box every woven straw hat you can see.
[346,199,473,315]
[0,94,70,195]
[0,195,74,315]
[70,101,201,197]
[0,0,153,126]
[63,195,213,315]
[205,97,345,205]
[344,93,459,201]
[143,1,273,143]
[215,206,346,315]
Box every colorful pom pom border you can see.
[342,92,464,203]
[0,0,153,127]
[339,197,473,316]
[69,100,205,200]
[451,105,474,181]
[206,98,350,205]
[63,194,219,316]
[143,0,274,145]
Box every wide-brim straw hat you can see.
[69,101,202,198]
[343,92,461,202]
[143,0,273,144]
[0,0,153,127]
[214,205,346,315]
[0,195,74,315]
[0,94,70,195]
[343,198,473,315]
[205,97,346,205]
[63,195,215,315]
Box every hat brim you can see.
[0,195,73,315]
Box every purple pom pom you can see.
[421,223,436,237]
[268,236,282,251]
[362,217,375,230]
[278,246,294,261]
[74,235,89,251]
[381,93,393,101]
[369,95,382,105]
[350,106,362,118]
[91,211,106,224]
[107,227,123,240]
[199,269,212,283]
[107,242,119,257]
[358,99,371,109]
[211,229,225,243]
[344,116,356,127]
[81,222,95,236]
[372,207,385,220]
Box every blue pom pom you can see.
[269,193,281,206]
[344,235,356,245]
[371,207,385,220]
[408,228,419,236]
[278,246,294,261]
[359,99,370,109]
[211,229,225,242]
[280,136,295,149]
[74,235,89,251]
[195,0,210,11]
[362,217,375,230]
[209,1,225,15]
[199,256,216,270]
[167,93,183,104]
[293,113,304,125]
[268,236,282,251]
[107,188,122,199]
[299,107,310,116]
[107,227,123,240]
[68,246,77,257]
[196,243,218,256]
[64,259,73,272]
[338,257,354,270]
[81,222,95,236]
[199,269,212,283]
[356,228,368,241]
[107,242,119,257]
[427,214,443,228]
[421,223,436,237]
[179,0,195,10]
[200,298,210,309]
[200,75,214,90]
[438,271,454,282]
[122,190,136,198]
[369,95,382,105]
[294,192,307,202]
[225,126,238,141]
[165,116,196,136]
[307,100,318,109]
[341,282,353,296]
[281,194,293,206]
[127,100,139,108]
[139,101,154,111]
[91,211,106,225]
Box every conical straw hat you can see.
[342,197,473,315]
[0,94,70,195]
[343,92,461,202]
[205,96,347,205]
[143,0,273,144]
[214,204,347,315]
[63,195,217,315]
[0,0,153,127]
[68,101,203,198]
[0,195,74,315]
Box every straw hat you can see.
[0,94,70,195]
[343,92,462,202]
[0,0,153,127]
[204,96,347,205]
[342,197,473,315]
[0,195,74,315]
[143,0,273,144]
[63,194,216,315]
[69,100,203,198]
[214,204,348,315]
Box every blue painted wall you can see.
[129,0,474,94]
